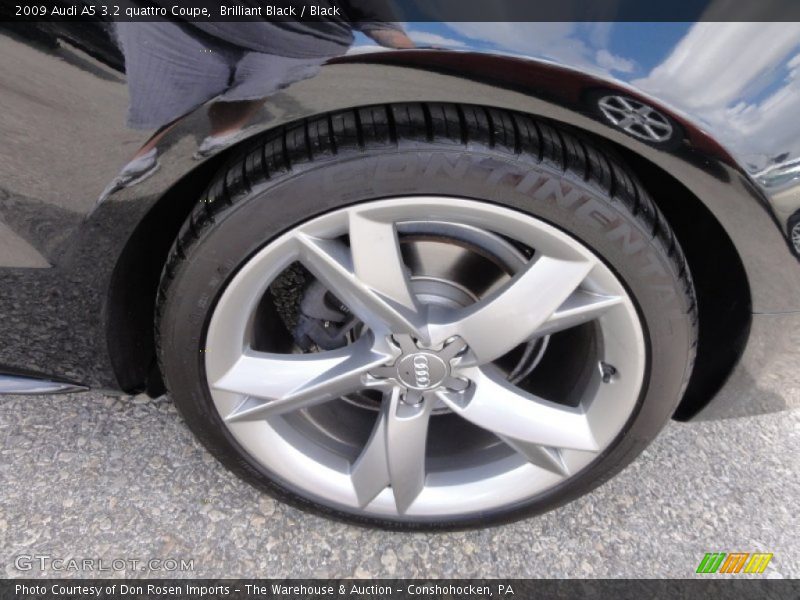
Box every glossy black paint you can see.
[0,19,798,419]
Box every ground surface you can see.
[0,392,797,579]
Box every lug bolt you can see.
[599,362,617,383]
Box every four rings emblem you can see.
[396,352,448,391]
[413,355,431,387]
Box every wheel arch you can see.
[106,101,751,421]
[611,146,751,420]
[105,151,231,395]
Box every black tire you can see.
[157,103,697,529]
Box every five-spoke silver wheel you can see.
[205,196,646,519]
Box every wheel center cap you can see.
[396,353,448,391]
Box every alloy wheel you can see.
[204,196,646,520]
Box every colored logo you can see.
[696,552,773,574]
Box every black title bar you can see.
[4,0,800,22]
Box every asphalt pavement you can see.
[0,390,797,579]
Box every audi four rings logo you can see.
[413,355,431,387]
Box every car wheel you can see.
[585,88,685,150]
[157,104,697,528]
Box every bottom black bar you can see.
[2,579,798,600]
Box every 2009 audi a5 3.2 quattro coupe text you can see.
[1,6,799,528]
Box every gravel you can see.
[0,392,797,579]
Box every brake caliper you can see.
[293,280,358,351]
